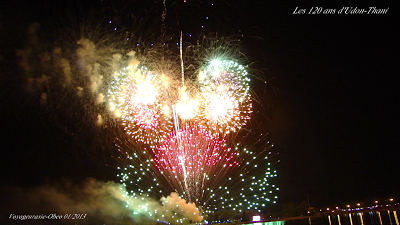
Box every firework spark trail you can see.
[151,124,239,205]
[180,31,184,86]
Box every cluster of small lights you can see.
[118,141,278,216]
[202,144,278,214]
[117,154,205,224]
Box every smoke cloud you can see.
[161,192,204,222]
[0,178,203,224]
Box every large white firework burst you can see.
[198,59,252,135]
[107,64,173,144]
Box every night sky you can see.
[0,0,397,219]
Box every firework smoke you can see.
[0,178,202,224]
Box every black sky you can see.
[0,0,398,213]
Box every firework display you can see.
[110,54,278,220]
[13,4,279,222]
[85,44,278,222]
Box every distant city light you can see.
[253,215,261,221]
